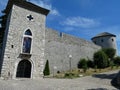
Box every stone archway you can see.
[16,60,32,78]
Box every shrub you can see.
[109,61,114,69]
[114,56,120,66]
[83,64,87,73]
[94,50,108,69]
[43,60,50,76]
[78,58,87,69]
[94,65,97,72]
[102,48,116,60]
[87,60,94,68]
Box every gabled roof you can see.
[91,32,116,40]
[4,0,49,15]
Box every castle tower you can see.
[91,32,117,54]
[0,0,49,79]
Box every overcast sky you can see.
[0,0,120,55]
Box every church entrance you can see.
[16,60,32,78]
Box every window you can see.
[59,32,63,37]
[22,29,32,54]
[101,39,104,42]
[112,38,114,42]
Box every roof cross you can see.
[27,15,33,21]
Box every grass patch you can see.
[53,66,120,79]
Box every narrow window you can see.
[101,39,104,42]
[11,45,14,48]
[112,38,114,42]
[22,29,32,54]
[59,32,63,37]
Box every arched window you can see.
[22,29,32,54]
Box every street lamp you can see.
[69,55,72,73]
[53,66,57,77]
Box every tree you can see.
[102,48,116,60]
[87,60,94,68]
[78,58,88,72]
[94,50,108,68]
[43,60,50,76]
[114,56,120,66]
[78,58,87,67]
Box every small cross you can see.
[27,15,33,21]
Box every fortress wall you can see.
[45,28,101,73]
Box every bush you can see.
[87,60,94,68]
[43,60,50,76]
[109,61,114,69]
[102,48,116,60]
[94,50,108,69]
[114,56,120,66]
[78,58,87,69]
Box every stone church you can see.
[0,0,117,79]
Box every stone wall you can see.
[0,4,46,79]
[45,28,101,74]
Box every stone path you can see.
[0,70,119,90]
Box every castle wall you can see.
[1,4,46,79]
[45,28,101,73]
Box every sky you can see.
[0,0,120,55]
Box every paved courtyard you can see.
[0,70,119,90]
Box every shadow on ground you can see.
[92,72,120,89]
[111,71,120,89]
[87,88,108,90]
[92,73,117,79]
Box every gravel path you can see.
[0,70,119,90]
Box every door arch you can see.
[16,60,32,78]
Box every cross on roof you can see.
[27,15,33,21]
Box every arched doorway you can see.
[16,60,32,78]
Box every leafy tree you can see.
[114,56,120,66]
[87,60,94,68]
[78,58,87,68]
[43,60,50,76]
[102,48,116,60]
[94,50,108,68]
[109,60,114,69]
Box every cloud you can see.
[60,16,100,28]
[30,0,60,16]
[75,0,94,10]
[50,9,60,16]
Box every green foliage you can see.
[83,64,87,73]
[109,61,114,69]
[102,48,116,60]
[78,58,87,69]
[94,65,97,72]
[114,56,120,66]
[64,73,79,78]
[94,50,108,69]
[87,60,94,68]
[43,60,50,76]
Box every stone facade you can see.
[45,28,101,74]
[0,0,49,79]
